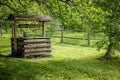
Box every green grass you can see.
[0,34,120,80]
[0,37,11,55]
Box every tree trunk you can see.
[104,42,113,59]
[104,27,113,59]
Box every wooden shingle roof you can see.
[8,14,52,22]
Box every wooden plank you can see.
[19,24,40,28]
[24,39,50,43]
[8,14,52,22]
[24,48,51,53]
[24,52,50,57]
[24,37,50,39]
[24,44,51,49]
[25,52,50,55]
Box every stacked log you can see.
[11,37,51,58]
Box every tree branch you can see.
[0,1,26,13]
[0,1,18,13]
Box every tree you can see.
[94,0,120,58]
[0,0,119,58]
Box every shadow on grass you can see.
[0,56,120,80]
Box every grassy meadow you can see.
[0,32,120,80]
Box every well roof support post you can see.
[13,20,17,54]
[42,21,46,37]
[12,22,14,38]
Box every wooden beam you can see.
[24,48,51,53]
[13,20,17,54]
[24,39,50,44]
[24,44,51,49]
[12,23,14,38]
[42,21,46,37]
[19,24,40,28]
[8,14,52,22]
[24,52,51,57]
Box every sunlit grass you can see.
[0,34,120,80]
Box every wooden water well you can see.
[8,14,52,58]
